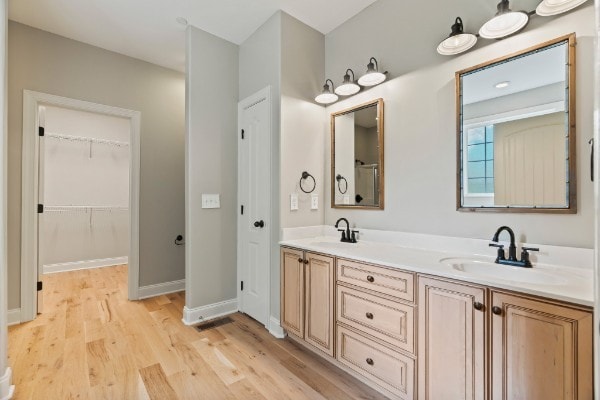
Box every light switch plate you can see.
[311,194,318,210]
[290,193,299,211]
[202,194,220,209]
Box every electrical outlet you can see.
[290,193,299,210]
[311,194,318,210]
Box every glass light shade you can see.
[479,11,528,39]
[315,92,338,104]
[335,83,360,96]
[536,0,588,16]
[437,33,478,55]
[357,71,386,86]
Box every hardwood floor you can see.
[8,265,387,400]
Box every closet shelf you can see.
[45,132,129,147]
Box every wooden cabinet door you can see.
[418,276,487,400]
[304,252,335,356]
[280,248,304,338]
[491,292,593,400]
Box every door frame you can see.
[236,86,271,325]
[20,90,141,321]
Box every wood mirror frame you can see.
[456,33,576,213]
[331,98,384,209]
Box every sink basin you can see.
[309,241,360,249]
[439,257,567,286]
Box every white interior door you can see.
[237,87,271,326]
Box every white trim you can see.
[0,368,14,400]
[21,91,141,322]
[138,279,185,300]
[6,310,20,327]
[463,101,565,128]
[181,299,238,326]
[237,86,272,327]
[268,316,285,339]
[43,257,128,274]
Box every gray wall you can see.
[8,22,186,309]
[324,8,595,248]
[185,26,239,309]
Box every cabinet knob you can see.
[297,258,303,263]
[473,301,484,311]
[492,306,503,316]
[366,358,374,366]
[365,312,374,320]
[366,275,375,283]
[303,259,309,264]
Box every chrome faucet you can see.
[335,218,358,243]
[489,226,539,268]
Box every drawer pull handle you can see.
[492,306,502,316]
[366,275,375,283]
[473,302,484,311]
[366,358,374,366]
[365,312,374,319]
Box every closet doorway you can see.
[21,91,141,322]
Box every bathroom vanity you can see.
[279,232,593,400]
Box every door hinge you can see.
[241,205,244,215]
[37,204,44,213]
[241,281,244,291]
[37,281,43,291]
[38,126,45,137]
[241,129,245,139]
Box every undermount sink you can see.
[309,241,360,249]
[439,257,567,286]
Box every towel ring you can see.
[336,174,348,194]
[300,171,316,193]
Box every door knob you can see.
[254,220,265,228]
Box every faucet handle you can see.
[520,247,539,268]
[350,230,359,243]
[489,243,505,262]
[337,229,347,241]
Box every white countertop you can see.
[280,232,593,307]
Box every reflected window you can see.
[466,125,494,194]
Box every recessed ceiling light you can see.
[495,81,510,89]
[176,17,189,26]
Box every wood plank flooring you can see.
[8,265,387,400]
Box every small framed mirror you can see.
[331,98,384,209]
[456,34,576,213]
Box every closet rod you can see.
[45,132,129,147]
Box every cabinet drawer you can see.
[337,325,414,400]
[337,258,414,302]
[337,285,415,354]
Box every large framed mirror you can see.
[331,98,384,209]
[456,33,576,213]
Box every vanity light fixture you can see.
[315,79,339,104]
[335,69,361,96]
[437,17,478,56]
[536,0,589,16]
[479,0,529,39]
[495,81,510,88]
[357,58,387,86]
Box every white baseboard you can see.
[43,256,128,274]
[7,309,21,327]
[138,279,185,300]
[268,316,285,339]
[0,367,14,400]
[182,298,238,326]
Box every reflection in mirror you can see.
[331,99,384,209]
[457,34,576,213]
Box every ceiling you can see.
[8,0,377,72]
